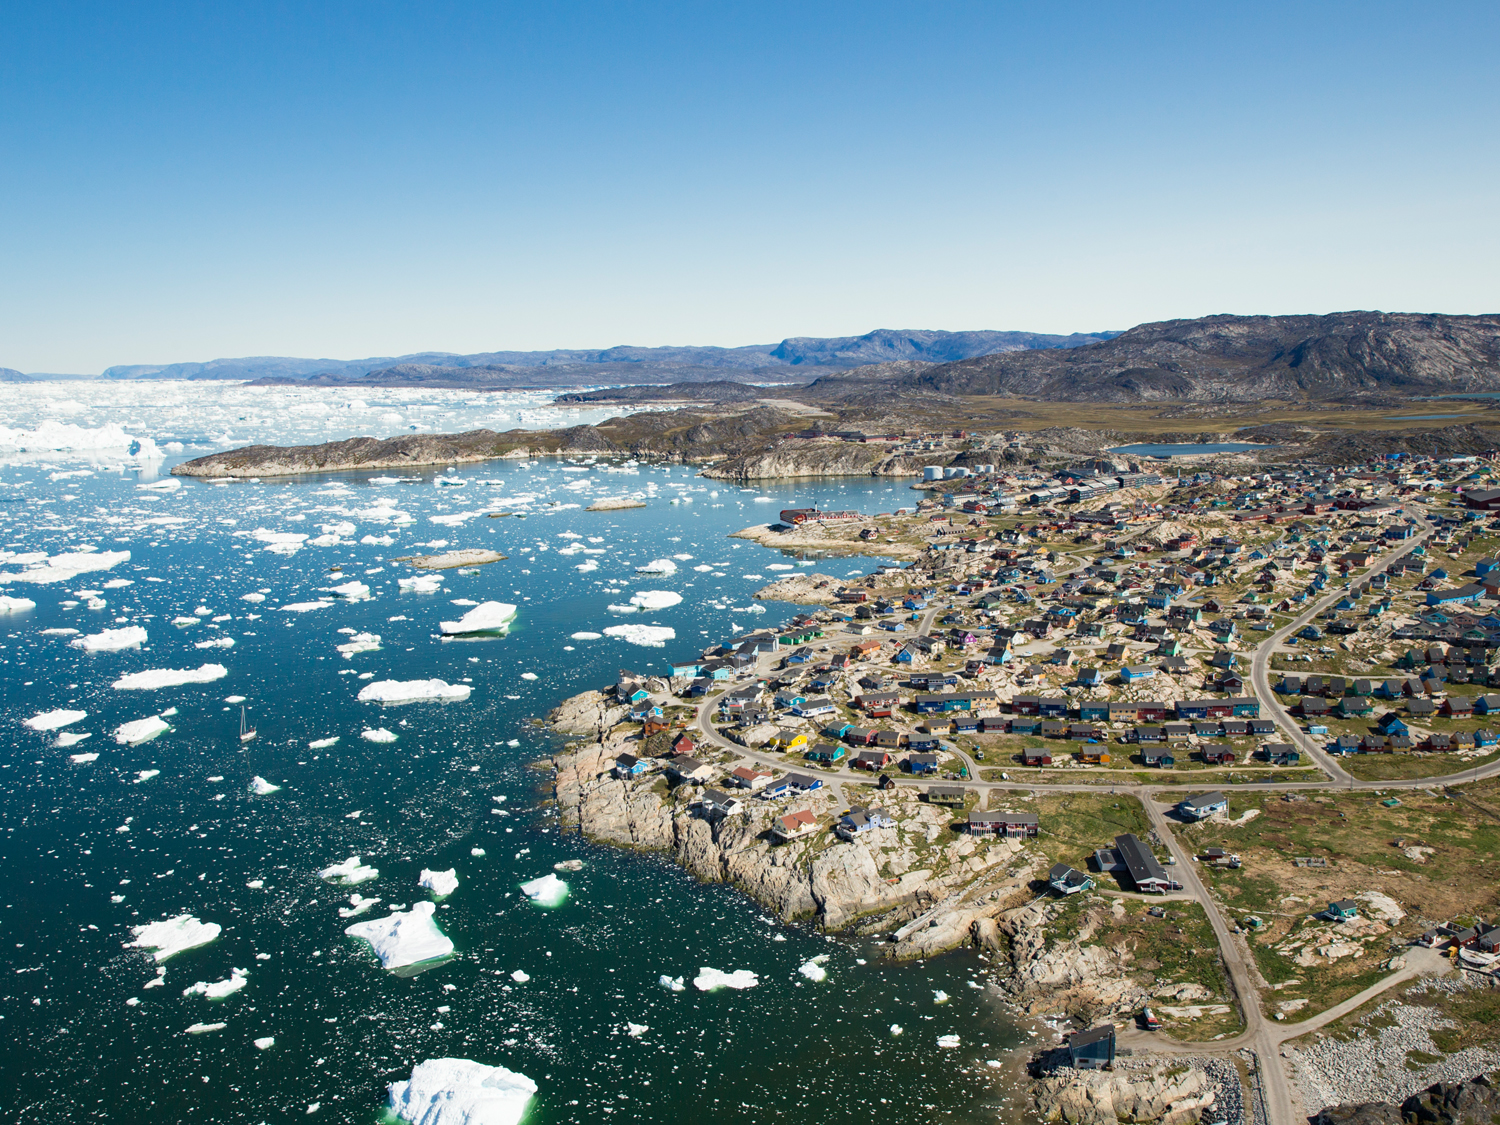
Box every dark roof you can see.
[1180,791,1227,811]
[1114,833,1170,889]
[1069,1025,1116,1048]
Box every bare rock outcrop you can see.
[1032,1063,1217,1125]
[547,691,627,740]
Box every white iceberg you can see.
[420,868,459,897]
[627,590,682,610]
[322,580,372,600]
[938,1034,961,1048]
[127,914,222,961]
[626,1022,648,1037]
[602,624,675,647]
[519,873,568,908]
[182,968,248,1000]
[439,602,517,635]
[362,728,398,743]
[113,664,228,690]
[23,708,87,732]
[345,901,454,969]
[115,715,171,745]
[70,626,148,653]
[335,632,381,658]
[358,679,471,704]
[693,967,759,991]
[0,595,36,613]
[254,1036,275,1050]
[57,731,92,747]
[280,600,333,613]
[309,736,341,749]
[319,856,379,885]
[70,751,100,763]
[185,1021,227,1035]
[510,969,530,983]
[249,776,281,795]
[636,558,677,575]
[399,574,443,594]
[569,631,601,640]
[798,956,829,982]
[0,549,131,584]
[387,1058,537,1125]
[659,975,686,991]
[338,893,381,918]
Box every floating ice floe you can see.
[70,626,148,653]
[635,559,677,576]
[420,869,459,897]
[602,624,675,647]
[322,580,372,600]
[138,478,181,492]
[57,731,92,747]
[195,636,235,649]
[70,751,100,763]
[339,893,381,918]
[319,856,379,885]
[510,969,530,983]
[336,632,381,658]
[113,663,228,690]
[185,1022,227,1035]
[626,1022,648,1037]
[182,968,248,999]
[659,975,686,992]
[937,1034,961,1048]
[280,600,334,613]
[439,602,517,635]
[0,595,36,613]
[362,728,398,743]
[569,631,601,640]
[126,914,222,961]
[693,967,759,991]
[933,989,950,1004]
[309,736,341,749]
[387,1058,537,1125]
[134,769,160,783]
[243,529,307,555]
[249,776,281,795]
[0,549,131,585]
[115,715,171,745]
[798,956,829,982]
[890,1024,904,1036]
[345,901,454,970]
[519,873,568,908]
[358,679,472,704]
[23,708,87,732]
[553,859,584,872]
[254,1037,275,1050]
[399,574,444,594]
[241,592,266,603]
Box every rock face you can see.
[1313,1077,1500,1125]
[995,898,1152,1020]
[546,691,626,739]
[703,441,950,482]
[1031,1062,1217,1125]
[751,573,842,604]
[172,429,552,477]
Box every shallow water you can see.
[0,405,1029,1122]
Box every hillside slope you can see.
[895,312,1500,402]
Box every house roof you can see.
[1115,833,1171,888]
[1180,791,1227,810]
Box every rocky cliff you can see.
[1030,1060,1221,1125]
[1313,1076,1500,1125]
[171,429,559,477]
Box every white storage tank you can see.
[923,466,943,481]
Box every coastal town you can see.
[549,445,1500,1125]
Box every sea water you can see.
[0,385,1027,1122]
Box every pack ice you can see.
[126,915,222,961]
[345,901,454,969]
[387,1058,536,1125]
[438,602,516,635]
[358,679,471,704]
[70,626,147,653]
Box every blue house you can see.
[1427,584,1484,607]
[1120,665,1157,683]
[1078,700,1109,722]
[1177,791,1229,820]
[669,660,704,678]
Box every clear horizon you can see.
[3,1,1498,372]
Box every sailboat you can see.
[239,706,257,743]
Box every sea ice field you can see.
[0,381,1025,1123]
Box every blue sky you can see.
[2,1,1497,372]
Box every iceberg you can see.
[345,901,454,969]
[0,420,144,453]
[182,968,248,1000]
[362,728,398,743]
[388,1058,537,1125]
[126,914,222,962]
[659,975,686,991]
[115,715,171,744]
[280,600,334,613]
[338,893,380,918]
[0,549,131,585]
[322,580,372,600]
[23,708,87,732]
[249,776,281,795]
[56,731,92,746]
[70,626,148,653]
[569,631,601,640]
[636,558,677,575]
[399,574,443,594]
[439,601,517,635]
[602,624,675,647]
[519,873,568,908]
[319,856,379,885]
[693,967,759,991]
[335,632,381,658]
[798,955,829,982]
[70,752,100,763]
[937,1034,961,1048]
[254,1037,275,1050]
[358,679,471,704]
[510,969,530,983]
[185,1022,227,1035]
[309,736,341,748]
[113,664,228,690]
[628,590,682,610]
[420,868,459,897]
[0,595,36,613]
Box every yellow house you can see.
[776,731,809,752]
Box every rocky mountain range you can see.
[840,312,1500,403]
[82,327,1116,386]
